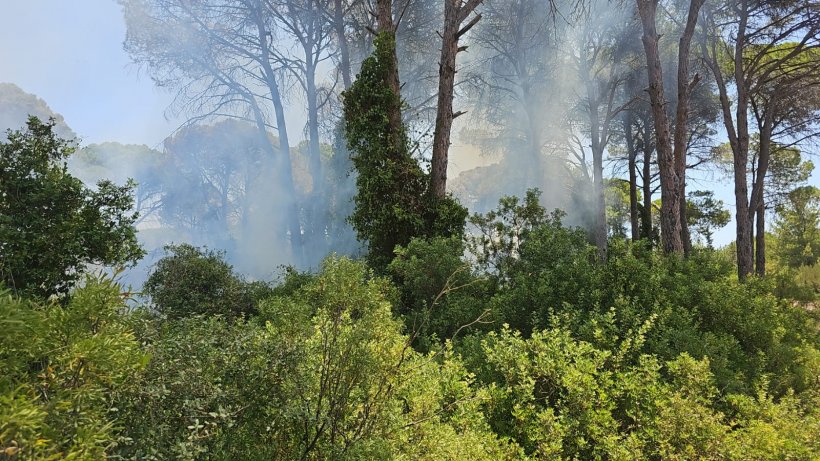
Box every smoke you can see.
[66,119,359,288]
[2,0,728,289]
[448,0,636,233]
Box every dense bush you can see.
[0,117,143,298]
[0,278,146,458]
[143,244,272,319]
[388,236,494,351]
[466,327,820,460]
[118,257,516,460]
[3,190,819,460]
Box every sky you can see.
[0,0,178,147]
[0,0,815,248]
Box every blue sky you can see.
[0,0,178,147]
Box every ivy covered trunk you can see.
[342,33,467,270]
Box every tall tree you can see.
[701,0,820,279]
[570,0,633,261]
[635,0,705,255]
[748,49,820,275]
[342,32,466,269]
[120,0,304,260]
[0,118,144,298]
[713,138,815,274]
[627,93,659,243]
[773,186,820,268]
[267,0,340,259]
[430,0,482,198]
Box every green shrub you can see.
[388,236,494,351]
[0,278,146,459]
[118,257,516,460]
[143,244,272,319]
[0,117,143,298]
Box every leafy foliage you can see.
[774,186,820,268]
[342,33,467,270]
[3,185,819,460]
[466,327,820,460]
[388,236,493,351]
[118,257,516,460]
[466,188,563,276]
[143,244,272,319]
[0,117,144,298]
[0,278,146,459]
[687,190,731,248]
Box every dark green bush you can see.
[388,236,494,351]
[143,244,272,319]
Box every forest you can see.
[1,0,819,459]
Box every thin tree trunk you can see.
[673,0,704,256]
[641,122,653,242]
[636,0,683,254]
[270,88,304,255]
[629,152,640,241]
[334,0,352,90]
[624,114,640,241]
[431,0,481,198]
[755,201,766,276]
[588,87,607,262]
[751,112,773,277]
[305,61,327,260]
[704,32,752,278]
[593,143,607,261]
[523,91,544,182]
[306,64,323,191]
[249,97,303,260]
[254,19,304,258]
[680,185,692,254]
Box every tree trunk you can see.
[522,88,544,183]
[304,61,327,260]
[755,201,766,276]
[334,0,352,90]
[672,0,704,256]
[641,121,653,242]
[680,185,692,254]
[588,83,607,262]
[269,84,304,255]
[734,164,753,278]
[306,64,323,190]
[431,0,460,199]
[249,97,303,261]
[251,9,303,258]
[751,112,773,277]
[636,0,683,254]
[376,0,404,156]
[731,2,754,278]
[624,114,640,241]
[593,143,607,261]
[432,0,481,198]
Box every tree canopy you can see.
[0,117,144,298]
